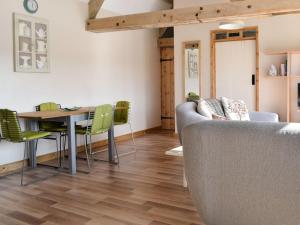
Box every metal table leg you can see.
[108,126,117,163]
[26,120,38,168]
[67,116,76,175]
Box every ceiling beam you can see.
[89,0,105,19]
[86,0,300,33]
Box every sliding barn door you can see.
[216,40,256,111]
[161,47,175,130]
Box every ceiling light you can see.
[219,21,245,30]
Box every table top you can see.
[19,107,95,119]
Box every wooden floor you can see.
[0,130,203,225]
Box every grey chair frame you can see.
[113,102,136,158]
[0,109,57,186]
[76,108,120,173]
[35,104,67,169]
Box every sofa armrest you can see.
[176,102,209,144]
[249,111,279,122]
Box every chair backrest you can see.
[37,102,60,112]
[37,102,62,130]
[86,104,113,135]
[0,109,9,140]
[114,101,130,124]
[0,109,23,142]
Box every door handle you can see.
[252,74,256,86]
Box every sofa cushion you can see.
[197,99,212,119]
[197,98,225,119]
[221,97,250,121]
[205,99,225,116]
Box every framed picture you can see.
[183,41,201,98]
[187,48,199,78]
[13,13,50,73]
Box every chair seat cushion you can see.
[114,121,127,126]
[22,131,52,141]
[40,125,67,133]
[75,127,109,135]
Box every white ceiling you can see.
[80,0,172,17]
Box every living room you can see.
[0,0,299,224]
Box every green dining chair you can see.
[114,101,136,156]
[0,110,8,142]
[0,109,52,186]
[75,104,119,172]
[36,102,67,168]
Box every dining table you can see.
[18,107,117,175]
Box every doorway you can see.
[211,27,259,111]
[159,38,175,130]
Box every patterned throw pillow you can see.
[221,97,250,121]
[205,99,225,117]
[197,98,225,119]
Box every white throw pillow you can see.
[221,97,250,121]
[197,99,213,119]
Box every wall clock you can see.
[23,0,38,14]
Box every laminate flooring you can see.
[0,130,203,225]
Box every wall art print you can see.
[14,13,50,73]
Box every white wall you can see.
[0,0,161,165]
[174,0,300,120]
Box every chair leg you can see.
[59,133,62,167]
[63,133,67,166]
[35,139,39,152]
[21,139,39,186]
[59,132,67,168]
[129,122,136,146]
[84,135,91,172]
[56,134,60,167]
[129,122,137,159]
[89,134,94,164]
[113,138,120,167]
[21,142,27,186]
[113,123,136,159]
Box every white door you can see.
[216,40,256,111]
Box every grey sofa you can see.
[176,102,300,225]
[176,101,279,144]
[183,121,300,225]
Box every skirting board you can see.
[0,126,161,176]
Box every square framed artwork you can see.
[13,13,50,73]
